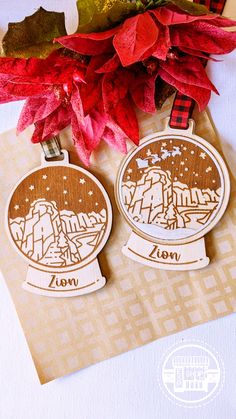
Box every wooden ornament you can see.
[115,119,230,271]
[6,151,112,297]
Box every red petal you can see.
[71,108,106,165]
[70,87,84,123]
[158,67,211,110]
[160,56,218,93]
[103,121,127,154]
[56,28,119,55]
[170,21,236,54]
[113,13,159,66]
[209,16,236,27]
[177,46,219,61]
[0,75,26,103]
[140,24,170,61]
[80,79,102,115]
[102,69,133,112]
[111,96,139,145]
[17,92,61,133]
[96,54,120,73]
[150,6,217,25]
[3,77,51,97]
[130,72,157,113]
[31,105,71,143]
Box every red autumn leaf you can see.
[158,67,211,110]
[170,21,236,54]
[113,13,159,66]
[17,92,61,133]
[130,72,157,113]
[56,27,119,56]
[160,55,218,93]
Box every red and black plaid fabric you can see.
[169,0,227,129]
[202,0,227,13]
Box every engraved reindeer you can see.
[151,154,162,164]
[171,146,181,157]
[161,147,172,160]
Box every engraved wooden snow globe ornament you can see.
[6,141,112,297]
[115,118,230,271]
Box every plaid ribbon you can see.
[169,0,227,129]
[41,135,62,159]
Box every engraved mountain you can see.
[9,199,107,266]
[122,167,221,239]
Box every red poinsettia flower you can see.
[57,5,236,110]
[0,49,156,164]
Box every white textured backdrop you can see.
[0,1,236,418]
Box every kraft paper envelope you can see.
[1,99,236,384]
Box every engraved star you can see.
[184,167,189,172]
[183,147,187,151]
[200,152,206,159]
[14,205,19,210]
[146,149,152,157]
[25,198,29,203]
[180,173,184,177]
[180,161,185,166]
[42,174,47,180]
[88,190,93,196]
[162,142,167,147]
[80,178,85,184]
[29,185,34,191]
[127,168,133,174]
[206,166,212,173]
[63,190,68,195]
[195,173,199,177]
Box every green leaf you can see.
[2,7,67,58]
[168,0,210,16]
[76,0,139,33]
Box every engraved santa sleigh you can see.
[115,119,230,271]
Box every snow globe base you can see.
[122,232,209,271]
[24,258,106,297]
